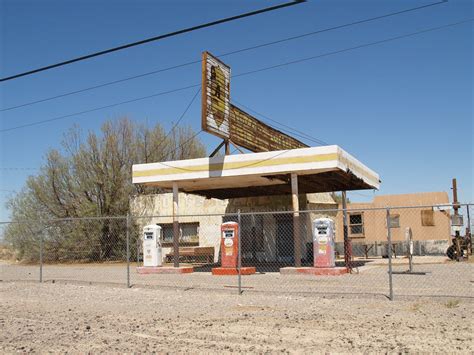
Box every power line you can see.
[232,18,473,78]
[1,18,471,134]
[158,145,291,172]
[1,60,201,112]
[162,130,204,159]
[154,88,201,154]
[232,99,329,146]
[349,191,375,198]
[0,167,38,171]
[0,1,305,82]
[0,84,200,133]
[1,0,448,112]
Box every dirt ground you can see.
[2,257,473,299]
[1,281,473,353]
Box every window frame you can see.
[421,210,435,227]
[348,212,365,238]
[160,222,200,247]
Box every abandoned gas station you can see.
[132,52,380,275]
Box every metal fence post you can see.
[466,204,472,257]
[238,209,242,295]
[386,208,394,301]
[342,191,352,272]
[39,231,43,283]
[126,213,131,288]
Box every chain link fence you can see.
[1,204,472,300]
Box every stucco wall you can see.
[131,192,337,263]
[131,193,227,262]
[334,192,451,245]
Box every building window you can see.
[161,222,199,245]
[349,213,364,237]
[421,210,435,226]
[389,214,400,228]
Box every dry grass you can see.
[409,303,422,312]
[445,299,461,309]
[0,245,16,261]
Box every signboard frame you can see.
[201,51,308,152]
[201,51,231,140]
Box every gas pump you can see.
[221,222,238,268]
[212,221,256,275]
[143,225,162,267]
[313,218,336,268]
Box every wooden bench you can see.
[165,247,215,264]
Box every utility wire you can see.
[158,146,291,172]
[1,18,471,134]
[0,1,305,82]
[0,84,200,133]
[232,18,473,78]
[0,167,38,170]
[1,61,200,112]
[1,0,448,112]
[349,191,376,199]
[162,130,204,159]
[154,87,201,154]
[1,97,202,197]
[232,99,329,146]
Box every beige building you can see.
[131,192,337,263]
[335,192,451,256]
[131,191,451,263]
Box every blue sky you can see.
[0,0,472,221]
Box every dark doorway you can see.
[222,214,263,262]
[275,214,294,262]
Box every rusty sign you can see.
[201,51,307,152]
[202,51,231,139]
[229,104,307,152]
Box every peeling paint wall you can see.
[131,192,337,263]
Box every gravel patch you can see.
[0,281,472,353]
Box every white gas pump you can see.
[143,225,162,267]
[313,218,336,268]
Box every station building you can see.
[131,190,451,263]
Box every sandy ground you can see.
[0,281,473,353]
[2,256,473,298]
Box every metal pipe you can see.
[386,208,394,301]
[173,182,180,268]
[238,209,242,295]
[342,191,351,272]
[466,205,472,256]
[39,231,43,283]
[407,228,413,273]
[291,173,301,267]
[126,213,131,288]
[452,178,459,215]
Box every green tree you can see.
[4,118,205,261]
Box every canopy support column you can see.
[291,173,301,267]
[341,190,352,272]
[225,140,230,155]
[173,182,180,268]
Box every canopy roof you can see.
[132,145,380,199]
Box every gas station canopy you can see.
[132,145,380,199]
